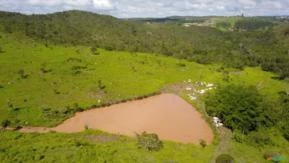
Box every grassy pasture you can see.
[0,32,289,162]
[0,32,288,127]
[0,130,214,163]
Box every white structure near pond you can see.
[184,81,216,101]
[187,94,197,100]
[186,87,192,91]
[213,117,223,127]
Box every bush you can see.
[97,80,106,90]
[1,119,11,128]
[282,122,289,141]
[90,47,99,55]
[200,139,207,148]
[40,64,52,74]
[136,132,163,151]
[232,131,245,143]
[247,131,273,146]
[176,63,186,67]
[215,154,234,163]
[278,92,289,141]
[17,69,29,79]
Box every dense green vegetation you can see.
[205,84,289,162]
[278,92,289,141]
[0,10,289,162]
[234,18,275,30]
[0,11,288,79]
[205,84,276,133]
[205,84,289,139]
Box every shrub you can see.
[215,154,234,163]
[200,139,207,148]
[136,132,163,151]
[17,69,29,79]
[282,122,289,141]
[74,141,90,147]
[1,119,11,128]
[97,80,106,90]
[40,64,52,74]
[90,47,99,55]
[176,63,186,67]
[232,131,245,143]
[73,103,84,112]
[247,131,273,146]
[71,65,87,75]
[278,92,289,141]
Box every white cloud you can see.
[93,0,113,9]
[0,0,288,17]
[26,0,90,6]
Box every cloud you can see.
[93,0,113,9]
[0,0,288,17]
[26,0,91,6]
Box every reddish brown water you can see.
[20,93,213,144]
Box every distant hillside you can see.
[0,10,288,79]
[0,10,230,57]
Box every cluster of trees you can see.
[0,10,288,79]
[205,84,289,142]
[278,91,289,141]
[234,18,274,30]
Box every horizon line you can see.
[0,9,289,19]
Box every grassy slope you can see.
[0,32,289,162]
[0,130,214,163]
[0,32,222,126]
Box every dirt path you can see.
[210,127,233,162]
[19,93,214,144]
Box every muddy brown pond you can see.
[20,93,214,144]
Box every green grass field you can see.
[0,130,215,163]
[1,32,289,162]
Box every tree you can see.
[205,84,275,133]
[278,92,289,141]
[136,132,163,151]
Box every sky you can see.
[0,0,288,18]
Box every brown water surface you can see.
[20,93,213,144]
